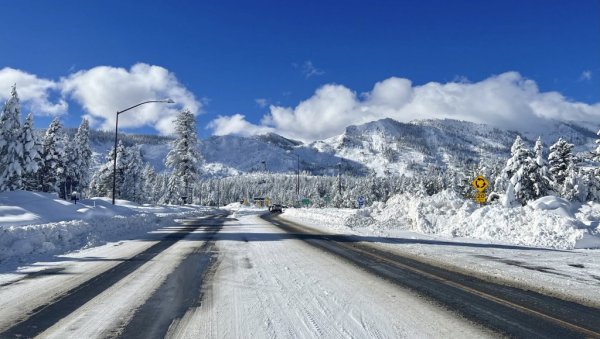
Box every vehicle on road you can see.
[269,204,283,213]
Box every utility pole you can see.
[285,151,301,203]
[338,163,342,194]
[296,154,300,198]
[217,179,220,207]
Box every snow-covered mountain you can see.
[83,118,598,178]
[311,118,522,176]
[200,133,369,176]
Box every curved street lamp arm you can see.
[117,99,174,115]
[111,98,174,205]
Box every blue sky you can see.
[0,0,598,140]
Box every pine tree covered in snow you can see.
[90,141,149,203]
[121,146,145,202]
[580,170,599,202]
[531,137,551,197]
[40,118,66,194]
[72,119,93,196]
[495,136,537,205]
[164,109,202,203]
[20,113,42,191]
[561,162,581,201]
[89,146,117,198]
[501,181,518,207]
[0,85,24,191]
[548,137,574,188]
[593,128,600,162]
[113,140,129,198]
[141,163,159,203]
[62,134,77,198]
[589,128,600,202]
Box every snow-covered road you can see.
[171,210,491,338]
[0,210,493,338]
[2,209,598,338]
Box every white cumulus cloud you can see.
[208,114,274,136]
[61,63,200,135]
[209,71,600,142]
[0,67,68,116]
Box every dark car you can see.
[269,204,283,213]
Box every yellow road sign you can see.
[472,176,489,192]
[475,192,487,204]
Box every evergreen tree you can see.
[89,147,116,198]
[61,134,76,198]
[113,140,127,198]
[501,181,518,207]
[20,113,42,191]
[0,84,24,191]
[548,137,574,188]
[593,128,600,162]
[121,146,144,202]
[531,137,551,197]
[141,163,158,203]
[40,118,66,194]
[164,109,202,203]
[495,136,536,205]
[72,119,93,196]
[161,174,182,204]
[590,128,600,202]
[89,141,148,202]
[561,163,581,201]
[582,170,599,202]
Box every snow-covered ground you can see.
[0,190,214,271]
[0,192,600,338]
[280,191,600,307]
[0,205,494,337]
[165,210,494,338]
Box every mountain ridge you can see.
[81,118,597,178]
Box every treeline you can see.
[0,85,92,198]
[4,83,600,209]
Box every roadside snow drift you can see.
[284,191,600,250]
[0,190,213,266]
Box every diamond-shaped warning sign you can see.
[471,176,489,192]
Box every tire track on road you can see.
[263,213,600,338]
[0,214,225,339]
[117,227,221,339]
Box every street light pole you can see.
[338,163,342,194]
[112,99,174,205]
[285,151,301,202]
[296,154,300,197]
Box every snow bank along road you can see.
[0,210,598,338]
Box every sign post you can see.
[71,191,79,205]
[471,176,489,204]
[357,196,365,209]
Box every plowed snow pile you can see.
[0,190,212,267]
[285,190,600,249]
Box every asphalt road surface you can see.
[262,213,600,339]
[1,210,598,338]
[0,213,226,339]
